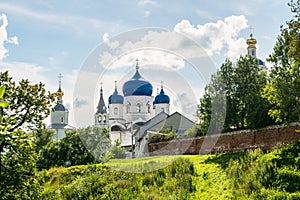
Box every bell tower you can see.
[95,83,108,128]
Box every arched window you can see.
[103,115,106,123]
[114,107,118,115]
[136,103,141,113]
[147,103,151,113]
[61,117,64,123]
[98,115,102,123]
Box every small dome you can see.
[54,104,66,111]
[246,33,257,46]
[154,88,170,104]
[109,88,124,104]
[122,68,153,97]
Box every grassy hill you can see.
[39,140,300,200]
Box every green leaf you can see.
[0,85,5,98]
[0,101,9,108]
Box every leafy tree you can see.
[33,128,55,153]
[37,127,111,170]
[0,86,41,199]
[263,0,300,123]
[109,139,126,159]
[0,71,54,132]
[197,56,273,134]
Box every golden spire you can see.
[56,73,64,98]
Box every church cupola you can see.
[95,83,108,128]
[108,81,124,121]
[154,81,170,115]
[246,33,257,58]
[122,59,153,97]
[109,81,124,104]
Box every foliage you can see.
[149,127,177,143]
[109,139,126,159]
[77,126,111,162]
[33,128,55,153]
[197,56,273,134]
[0,86,41,199]
[37,127,111,170]
[0,71,54,133]
[263,0,300,123]
[227,140,300,199]
[37,130,94,170]
[40,157,196,200]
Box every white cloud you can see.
[102,32,120,49]
[173,15,248,60]
[0,13,18,61]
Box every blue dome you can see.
[54,104,66,111]
[154,88,170,104]
[108,88,124,104]
[258,59,265,66]
[122,70,153,96]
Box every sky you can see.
[0,0,294,127]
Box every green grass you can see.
[39,140,300,199]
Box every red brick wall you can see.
[148,124,299,156]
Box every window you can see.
[61,117,64,123]
[147,103,151,113]
[114,107,118,115]
[136,103,141,113]
[126,104,130,113]
[103,115,106,123]
[98,115,102,123]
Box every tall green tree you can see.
[0,86,42,200]
[263,0,300,124]
[197,56,272,134]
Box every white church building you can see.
[49,33,264,157]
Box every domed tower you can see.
[95,83,108,128]
[50,73,69,140]
[122,59,153,122]
[246,33,265,66]
[108,81,124,123]
[246,33,257,58]
[153,81,170,115]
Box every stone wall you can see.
[148,124,299,156]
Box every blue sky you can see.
[0,0,293,127]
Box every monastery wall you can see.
[148,124,299,156]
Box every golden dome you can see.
[246,33,257,46]
[56,87,64,97]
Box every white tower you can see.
[50,73,69,140]
[95,83,108,128]
[154,81,170,115]
[246,33,257,58]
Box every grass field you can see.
[39,140,300,199]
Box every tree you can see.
[33,128,55,153]
[263,0,300,123]
[37,127,111,170]
[197,56,273,134]
[0,71,54,132]
[109,139,126,159]
[0,86,41,199]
